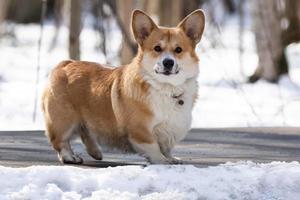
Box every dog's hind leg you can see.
[46,123,83,164]
[79,125,103,160]
[43,89,83,164]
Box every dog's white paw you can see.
[59,153,83,164]
[166,157,183,164]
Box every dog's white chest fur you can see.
[148,78,197,145]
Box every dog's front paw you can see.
[166,157,183,164]
[88,149,103,161]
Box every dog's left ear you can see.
[177,9,205,44]
[131,10,158,45]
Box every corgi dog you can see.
[42,9,205,164]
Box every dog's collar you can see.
[172,92,184,105]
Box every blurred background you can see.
[0,0,299,130]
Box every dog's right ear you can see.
[131,10,157,45]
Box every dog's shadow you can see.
[82,160,145,168]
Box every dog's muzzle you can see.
[155,56,179,76]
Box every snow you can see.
[0,15,300,130]
[0,161,300,199]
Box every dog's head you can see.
[132,9,205,86]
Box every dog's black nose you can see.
[163,59,174,70]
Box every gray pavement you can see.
[0,127,299,168]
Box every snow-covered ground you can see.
[0,16,300,130]
[1,161,300,200]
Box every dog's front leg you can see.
[160,145,183,164]
[130,139,169,164]
[128,129,170,164]
[158,139,183,164]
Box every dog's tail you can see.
[41,60,73,113]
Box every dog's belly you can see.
[83,123,134,152]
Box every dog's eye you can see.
[154,45,162,52]
[175,47,182,54]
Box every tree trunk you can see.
[49,0,64,51]
[181,0,202,18]
[143,0,159,22]
[159,0,182,27]
[69,0,81,60]
[0,0,9,33]
[116,0,137,65]
[250,0,285,82]
[282,0,300,45]
[5,0,42,23]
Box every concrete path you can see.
[0,127,299,168]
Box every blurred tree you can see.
[142,0,159,19]
[6,0,42,23]
[250,0,300,83]
[0,0,56,37]
[69,0,82,60]
[0,0,9,33]
[182,0,203,18]
[159,0,202,27]
[103,0,138,65]
[159,0,182,26]
[223,0,236,13]
[283,0,300,45]
[116,0,137,64]
[49,0,64,51]
[92,0,108,57]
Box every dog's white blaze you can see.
[141,51,199,153]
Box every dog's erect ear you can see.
[131,10,158,45]
[177,9,205,44]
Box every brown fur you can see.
[42,9,205,164]
[42,60,153,152]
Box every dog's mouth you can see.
[155,69,179,76]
